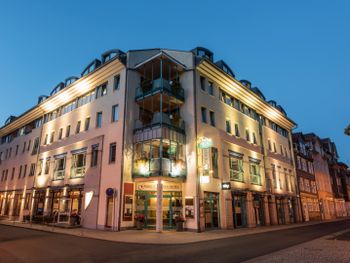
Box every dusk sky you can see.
[0,1,349,163]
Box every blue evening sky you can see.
[0,1,349,163]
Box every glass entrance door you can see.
[135,191,182,229]
[232,194,247,228]
[204,192,219,229]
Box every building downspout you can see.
[117,67,129,231]
[192,61,201,233]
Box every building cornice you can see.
[196,60,296,130]
[0,58,125,137]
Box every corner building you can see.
[0,47,302,231]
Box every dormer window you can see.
[192,47,214,61]
[65,76,79,87]
[81,59,101,77]
[101,49,125,63]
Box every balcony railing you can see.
[70,166,86,178]
[53,170,65,181]
[134,112,185,134]
[135,78,185,101]
[133,158,186,179]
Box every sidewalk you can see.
[244,228,350,263]
[1,218,349,245]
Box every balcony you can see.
[135,78,184,102]
[133,157,186,179]
[134,112,185,134]
[53,170,65,181]
[70,167,86,179]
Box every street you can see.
[0,220,349,263]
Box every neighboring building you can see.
[292,132,321,221]
[303,134,336,220]
[0,47,302,232]
[322,138,348,217]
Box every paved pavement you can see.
[1,218,349,244]
[244,229,350,263]
[0,219,349,263]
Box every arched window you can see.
[101,49,125,63]
[81,59,101,77]
[50,82,64,96]
[65,76,79,87]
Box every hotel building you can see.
[0,47,302,232]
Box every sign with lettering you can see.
[221,182,231,190]
[136,181,181,192]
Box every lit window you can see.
[250,161,261,185]
[230,157,244,182]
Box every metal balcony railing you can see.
[53,170,65,180]
[134,112,185,133]
[135,78,184,101]
[70,166,86,178]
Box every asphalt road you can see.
[0,220,349,263]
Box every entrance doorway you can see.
[232,193,247,228]
[135,191,182,229]
[204,192,219,229]
[253,194,264,226]
[276,198,285,224]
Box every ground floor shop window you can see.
[204,192,219,229]
[12,194,22,217]
[33,191,45,216]
[105,196,114,227]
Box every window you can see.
[54,157,66,180]
[273,142,277,153]
[209,111,215,126]
[211,147,218,178]
[229,156,244,182]
[225,119,231,134]
[114,75,120,90]
[268,139,272,151]
[201,107,207,123]
[44,134,48,145]
[271,164,277,188]
[234,124,240,137]
[112,105,119,122]
[27,140,31,152]
[96,83,107,98]
[208,82,214,95]
[284,168,290,191]
[11,167,15,180]
[50,132,55,143]
[44,158,50,174]
[245,129,250,142]
[71,152,86,178]
[8,148,12,158]
[85,117,90,131]
[58,128,63,140]
[76,121,81,134]
[91,144,99,167]
[200,76,206,91]
[15,145,19,155]
[96,112,103,128]
[23,142,26,153]
[250,160,261,185]
[280,145,284,156]
[252,132,257,145]
[37,160,43,175]
[66,125,71,138]
[299,178,304,191]
[23,165,27,178]
[29,163,36,176]
[109,143,116,163]
[18,165,22,179]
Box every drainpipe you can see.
[192,59,201,233]
[118,66,129,232]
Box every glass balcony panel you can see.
[136,78,184,101]
[70,167,86,178]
